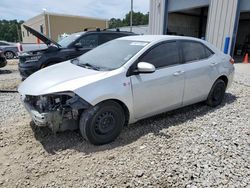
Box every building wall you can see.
[21,14,46,43]
[168,0,209,12]
[22,13,108,43]
[240,0,250,12]
[148,0,166,34]
[206,0,239,54]
[48,14,108,42]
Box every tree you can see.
[0,20,24,42]
[109,11,149,29]
[109,18,124,29]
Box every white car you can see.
[18,35,235,145]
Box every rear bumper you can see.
[0,57,7,68]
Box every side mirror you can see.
[136,62,156,74]
[74,42,83,49]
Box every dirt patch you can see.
[0,61,21,91]
[6,59,19,66]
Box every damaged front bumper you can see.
[21,93,91,132]
[23,101,49,126]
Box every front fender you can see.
[74,74,135,123]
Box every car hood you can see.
[18,61,109,96]
[23,25,61,48]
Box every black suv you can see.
[19,25,135,79]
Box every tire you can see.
[79,101,125,145]
[4,51,15,59]
[206,79,226,107]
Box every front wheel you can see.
[206,79,226,107]
[79,101,125,145]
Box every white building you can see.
[149,0,250,58]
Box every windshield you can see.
[74,40,148,70]
[58,32,83,48]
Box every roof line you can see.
[25,12,108,23]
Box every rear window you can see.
[181,41,214,63]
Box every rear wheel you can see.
[79,101,125,145]
[4,51,15,59]
[206,79,226,107]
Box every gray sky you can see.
[0,0,149,21]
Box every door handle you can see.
[210,62,218,66]
[173,71,184,76]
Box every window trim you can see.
[179,40,215,64]
[126,40,182,77]
[72,33,99,49]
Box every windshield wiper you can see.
[71,59,103,71]
[79,62,101,71]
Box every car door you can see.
[130,41,185,119]
[180,41,218,106]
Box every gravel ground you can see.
[0,64,249,187]
[0,60,21,91]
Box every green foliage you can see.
[0,20,24,42]
[109,11,149,29]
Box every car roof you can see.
[85,30,134,34]
[68,30,134,38]
[117,35,204,43]
[0,40,11,44]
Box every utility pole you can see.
[130,0,133,32]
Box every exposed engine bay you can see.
[23,93,91,132]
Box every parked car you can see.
[18,35,235,145]
[0,40,19,59]
[18,25,135,79]
[0,50,7,68]
[20,43,47,52]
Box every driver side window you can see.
[140,41,180,68]
[78,34,98,48]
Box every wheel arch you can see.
[95,99,130,126]
[216,75,228,87]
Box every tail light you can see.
[230,58,235,65]
[20,44,23,52]
[17,43,23,52]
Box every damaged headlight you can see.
[25,92,91,113]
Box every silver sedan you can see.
[18,35,235,145]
